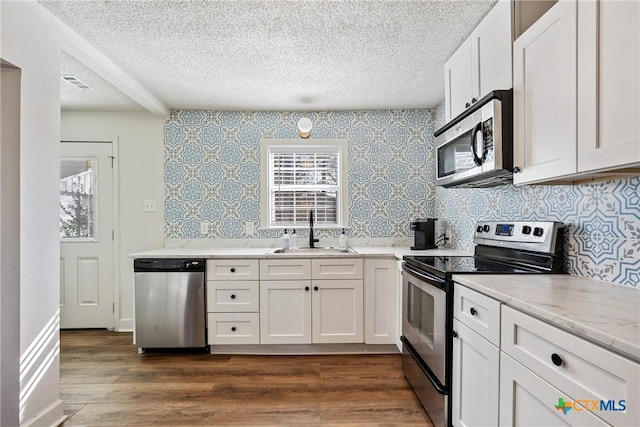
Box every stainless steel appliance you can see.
[434,89,513,188]
[401,221,565,427]
[134,258,207,351]
[410,218,437,250]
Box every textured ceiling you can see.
[41,0,497,113]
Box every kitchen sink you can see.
[268,247,357,254]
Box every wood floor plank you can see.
[60,330,433,426]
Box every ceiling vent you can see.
[61,75,93,90]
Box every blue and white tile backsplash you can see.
[164,108,639,288]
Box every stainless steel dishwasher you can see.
[134,258,207,351]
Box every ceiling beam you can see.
[57,20,170,118]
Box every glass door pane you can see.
[60,157,96,239]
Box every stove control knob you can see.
[477,226,483,233]
[533,227,544,237]
[522,225,532,235]
[483,225,490,233]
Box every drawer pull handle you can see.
[230,294,236,299]
[314,286,319,291]
[230,268,236,273]
[231,326,236,332]
[551,353,563,366]
[305,286,310,291]
[470,307,477,316]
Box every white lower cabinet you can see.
[452,285,500,427]
[259,258,364,345]
[499,352,609,426]
[363,259,398,345]
[501,305,639,427]
[454,284,640,427]
[452,319,500,427]
[260,280,311,344]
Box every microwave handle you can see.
[471,122,483,166]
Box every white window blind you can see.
[269,146,340,227]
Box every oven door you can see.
[402,263,448,388]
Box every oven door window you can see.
[437,129,477,179]
[408,282,435,348]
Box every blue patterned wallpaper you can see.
[164,109,434,241]
[431,104,640,288]
[164,108,639,287]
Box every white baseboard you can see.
[117,318,134,332]
[21,399,66,427]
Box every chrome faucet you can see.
[309,210,319,248]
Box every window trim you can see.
[260,138,349,229]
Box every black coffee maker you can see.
[410,218,437,250]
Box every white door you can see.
[60,141,114,329]
[311,279,363,343]
[513,0,578,184]
[259,280,311,344]
[452,319,499,427]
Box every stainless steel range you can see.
[401,221,565,427]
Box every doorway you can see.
[59,141,115,329]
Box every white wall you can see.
[61,111,166,330]
[0,1,64,425]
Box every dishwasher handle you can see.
[134,258,205,272]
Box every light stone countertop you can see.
[453,274,640,362]
[129,246,468,259]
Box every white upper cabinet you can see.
[445,0,513,122]
[513,0,640,184]
[577,0,640,172]
[513,0,577,184]
[445,39,473,122]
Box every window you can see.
[261,139,348,228]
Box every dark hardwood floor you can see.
[60,329,433,426]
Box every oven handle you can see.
[401,335,447,395]
[403,263,447,291]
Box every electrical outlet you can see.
[200,222,209,235]
[143,199,156,212]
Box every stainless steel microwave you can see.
[434,89,513,188]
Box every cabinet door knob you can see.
[452,330,458,338]
[465,102,471,108]
[470,307,477,316]
[471,97,477,104]
[230,268,236,273]
[551,353,563,366]
[231,326,236,332]
[513,166,521,174]
[305,286,310,291]
[230,294,236,299]
[314,286,319,291]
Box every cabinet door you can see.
[445,39,473,122]
[452,319,499,427]
[472,0,513,99]
[499,353,610,426]
[311,280,363,344]
[513,0,578,184]
[578,0,640,171]
[259,281,311,344]
[364,259,398,344]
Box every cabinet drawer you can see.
[207,259,258,280]
[206,280,258,312]
[454,284,501,346]
[207,313,259,345]
[260,259,311,280]
[501,305,639,427]
[311,258,363,280]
